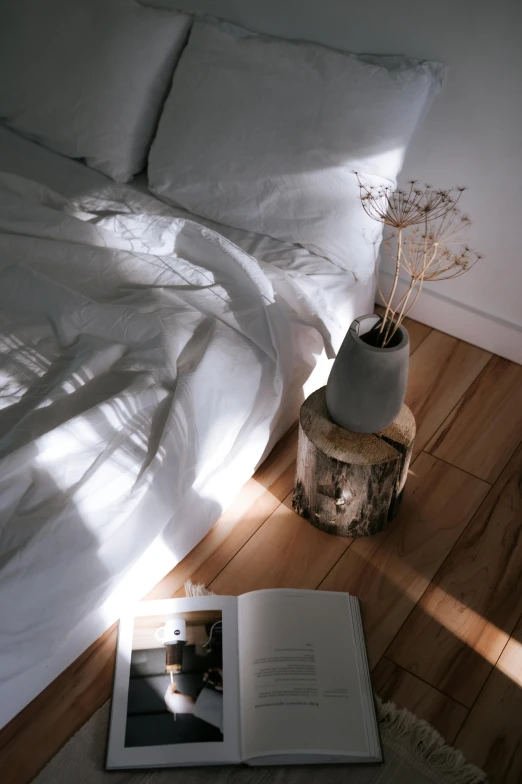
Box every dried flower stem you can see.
[387,273,425,344]
[380,227,402,336]
[384,214,429,344]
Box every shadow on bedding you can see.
[0,444,111,680]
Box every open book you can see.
[106,589,381,769]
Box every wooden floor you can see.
[1,316,521,784]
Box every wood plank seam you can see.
[417,452,493,484]
[314,538,356,589]
[206,491,297,589]
[451,609,522,782]
[281,494,358,589]
[457,600,522,721]
[452,640,510,756]
[203,527,274,588]
[430,427,522,484]
[377,473,495,672]
[426,356,522,485]
[425,354,522,484]
[202,485,296,589]
[371,655,470,745]
[409,330,432,354]
[375,656,471,711]
[382,453,520,706]
[207,489,356,592]
[424,354,495,455]
[460,644,508,718]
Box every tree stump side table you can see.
[292,386,416,537]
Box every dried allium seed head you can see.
[356,173,482,347]
[355,173,468,229]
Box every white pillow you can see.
[149,19,446,279]
[0,0,192,183]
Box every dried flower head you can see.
[392,206,481,281]
[354,172,482,347]
[354,172,465,229]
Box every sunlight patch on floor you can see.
[358,544,522,686]
[496,635,522,688]
[99,537,180,625]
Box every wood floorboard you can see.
[386,443,522,707]
[402,318,432,354]
[454,614,522,784]
[1,323,521,784]
[318,452,489,667]
[371,657,468,745]
[209,492,353,595]
[170,463,297,598]
[404,331,491,459]
[427,355,522,483]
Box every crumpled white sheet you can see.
[0,173,336,693]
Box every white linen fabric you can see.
[0,171,290,676]
[0,124,368,354]
[0,170,368,726]
[0,0,192,182]
[149,18,446,279]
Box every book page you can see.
[238,590,372,760]
[106,595,241,768]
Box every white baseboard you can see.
[378,271,522,364]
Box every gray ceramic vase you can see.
[326,313,409,433]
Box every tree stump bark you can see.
[292,386,415,537]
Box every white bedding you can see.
[0,128,374,727]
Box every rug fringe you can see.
[184,579,215,596]
[379,698,487,784]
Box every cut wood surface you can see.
[318,452,489,666]
[427,355,522,483]
[387,443,522,707]
[454,613,522,784]
[1,321,521,784]
[371,657,468,745]
[293,388,415,536]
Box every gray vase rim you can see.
[350,313,409,353]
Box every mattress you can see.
[0,125,375,727]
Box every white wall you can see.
[149,0,522,361]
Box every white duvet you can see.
[0,173,339,707]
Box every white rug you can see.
[35,583,487,784]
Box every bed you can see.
[0,0,444,728]
[0,126,373,727]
